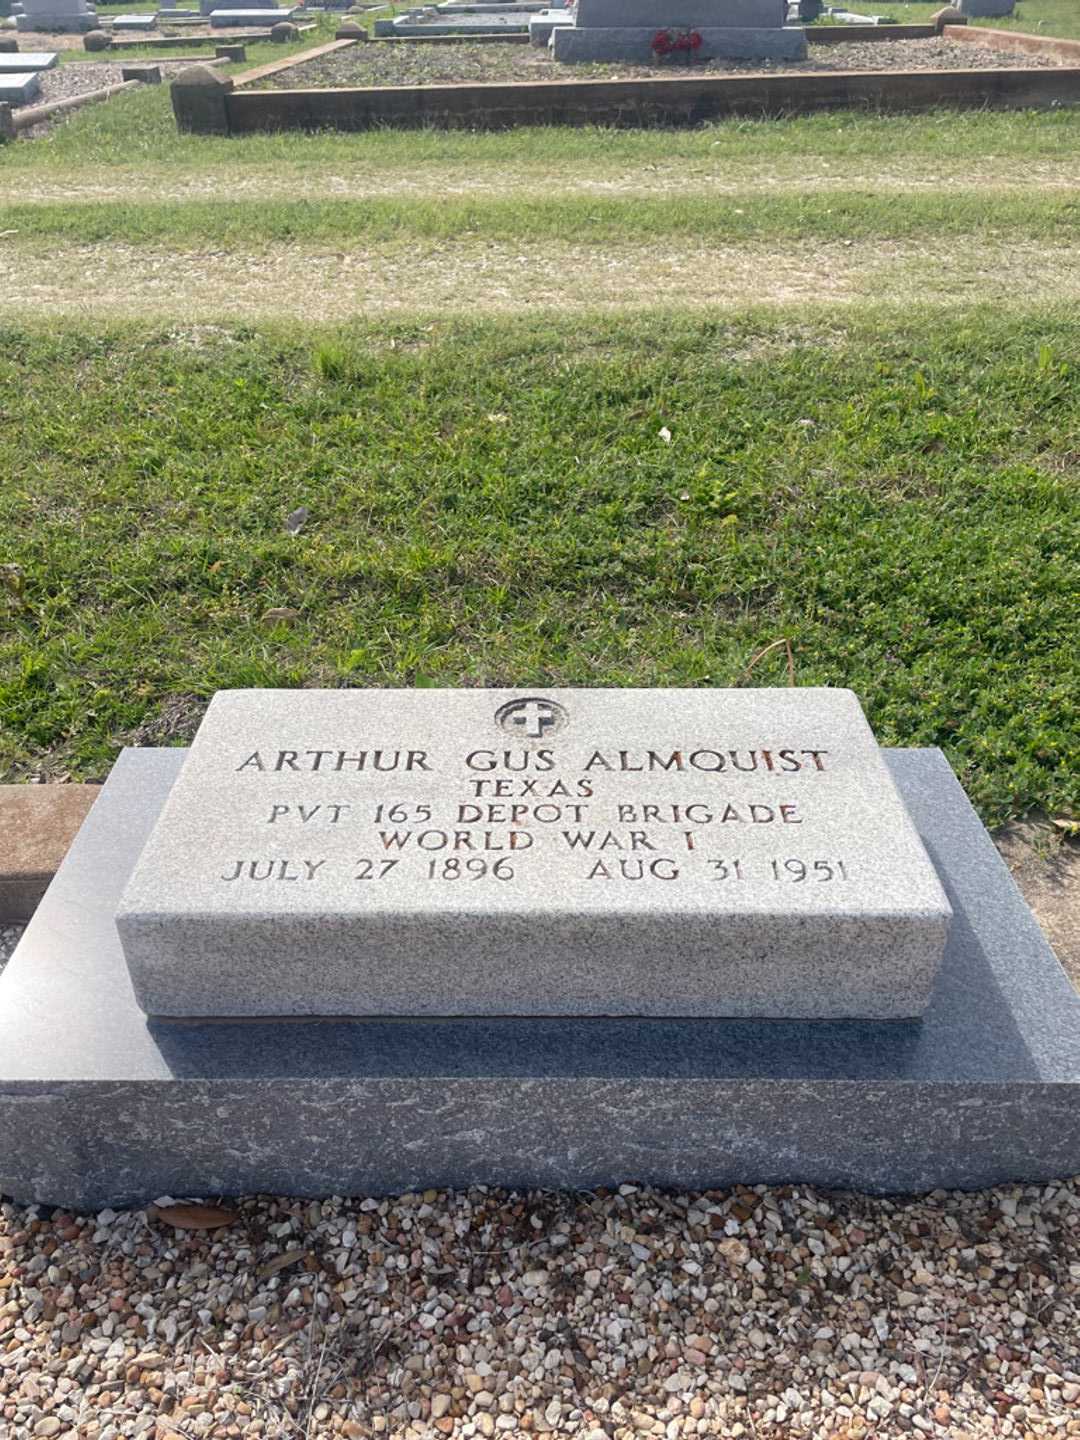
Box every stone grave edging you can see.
[176,58,1080,135]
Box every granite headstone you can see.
[116,688,951,1022]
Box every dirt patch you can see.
[996,821,1080,993]
[5,156,1080,207]
[2,235,1080,318]
[256,36,1068,89]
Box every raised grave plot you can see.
[254,34,1069,87]
[6,56,207,129]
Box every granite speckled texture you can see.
[115,689,950,1021]
[1,746,1078,1208]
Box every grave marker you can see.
[552,0,808,63]
[116,687,951,1021]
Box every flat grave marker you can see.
[0,52,59,71]
[0,71,42,101]
[116,687,951,1021]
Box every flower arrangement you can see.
[651,27,703,58]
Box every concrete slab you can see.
[374,11,531,32]
[1,746,1078,1208]
[0,51,59,70]
[209,6,292,22]
[0,69,42,100]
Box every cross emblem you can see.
[507,700,557,738]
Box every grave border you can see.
[209,61,1080,134]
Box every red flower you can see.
[689,29,702,47]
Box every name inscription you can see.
[214,740,854,891]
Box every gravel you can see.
[1,1178,1078,1437]
[8,59,209,129]
[2,861,1079,1437]
[0,926,22,978]
[258,36,1068,89]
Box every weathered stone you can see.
[214,41,247,57]
[82,27,110,48]
[122,62,162,80]
[209,6,297,23]
[170,60,233,132]
[0,49,57,69]
[956,0,1013,16]
[0,35,20,51]
[334,18,365,37]
[0,68,40,101]
[553,0,805,63]
[116,688,950,1021]
[553,24,806,61]
[269,17,298,38]
[15,0,97,32]
[1,745,1079,1207]
[930,4,965,28]
[574,0,784,24]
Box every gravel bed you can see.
[0,925,22,978]
[9,60,203,113]
[257,36,1067,89]
[1,1180,1078,1438]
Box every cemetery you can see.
[1,0,1079,1434]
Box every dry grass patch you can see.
[4,156,1080,207]
[4,236,1080,319]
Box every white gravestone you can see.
[116,687,950,1022]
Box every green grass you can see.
[871,0,1080,38]
[53,13,338,67]
[1,309,1077,825]
[4,83,1080,176]
[3,189,1077,247]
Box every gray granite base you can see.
[552,25,808,62]
[373,13,532,33]
[1,748,1079,1209]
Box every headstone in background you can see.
[374,9,532,34]
[552,0,808,63]
[13,0,98,32]
[957,0,1014,16]
[209,6,293,22]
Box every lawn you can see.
[0,0,1077,828]
[1,309,1077,826]
[873,0,1080,37]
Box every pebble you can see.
[0,1177,1077,1438]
